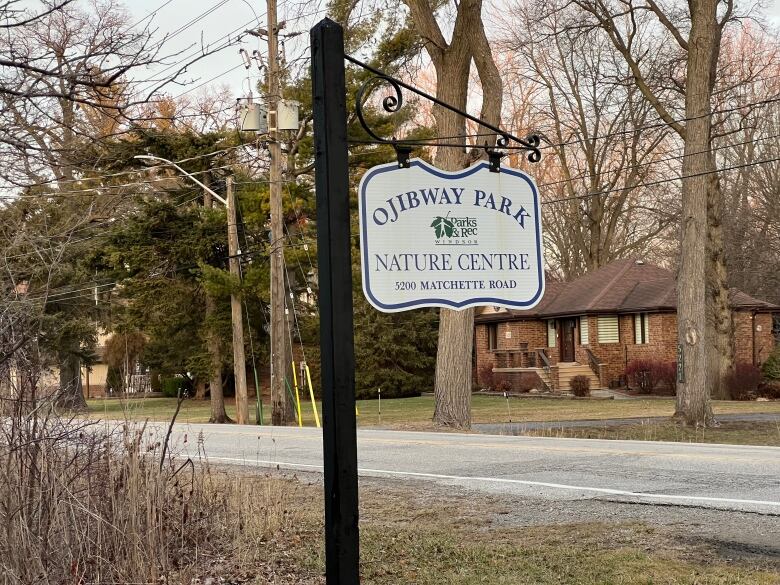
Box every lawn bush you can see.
[160,376,185,398]
[624,360,658,393]
[624,359,677,394]
[495,377,513,392]
[478,363,495,390]
[762,346,780,380]
[723,362,762,400]
[570,375,591,397]
[655,362,677,395]
[758,380,780,399]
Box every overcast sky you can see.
[125,0,780,103]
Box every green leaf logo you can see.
[431,216,454,238]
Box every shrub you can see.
[758,380,780,399]
[762,347,780,380]
[478,362,495,390]
[624,359,658,393]
[160,376,185,398]
[655,362,677,395]
[623,359,677,394]
[723,362,762,401]
[496,377,513,393]
[570,375,590,397]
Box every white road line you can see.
[208,456,780,509]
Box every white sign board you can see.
[358,158,545,312]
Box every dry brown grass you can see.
[0,398,316,584]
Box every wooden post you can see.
[227,176,249,424]
[311,18,360,585]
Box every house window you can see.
[634,313,650,344]
[597,315,619,343]
[488,324,498,350]
[579,316,589,345]
[547,319,557,347]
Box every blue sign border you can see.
[359,158,545,312]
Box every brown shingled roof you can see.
[475,259,778,323]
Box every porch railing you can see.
[536,348,551,373]
[584,348,602,379]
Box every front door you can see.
[560,318,577,362]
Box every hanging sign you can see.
[358,158,545,312]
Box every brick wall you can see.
[734,312,775,365]
[475,320,547,386]
[476,310,777,388]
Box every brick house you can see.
[474,259,778,391]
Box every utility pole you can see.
[226,176,249,424]
[266,0,291,425]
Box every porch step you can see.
[557,362,600,390]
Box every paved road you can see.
[148,423,780,514]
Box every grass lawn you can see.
[522,420,780,446]
[87,393,780,429]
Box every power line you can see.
[542,155,780,206]
[172,63,248,99]
[535,131,780,191]
[134,13,266,92]
[148,0,234,52]
[538,94,780,152]
[0,188,205,261]
[129,0,178,30]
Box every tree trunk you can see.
[406,0,501,429]
[194,378,207,400]
[206,284,231,424]
[428,17,473,429]
[56,352,87,411]
[706,172,734,400]
[201,172,232,423]
[674,0,719,426]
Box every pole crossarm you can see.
[344,54,542,163]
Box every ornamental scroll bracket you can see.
[345,54,542,172]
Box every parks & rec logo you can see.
[431,214,478,245]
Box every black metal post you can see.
[311,18,360,585]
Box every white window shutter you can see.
[580,316,589,345]
[597,315,619,343]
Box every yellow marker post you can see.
[304,363,321,428]
[291,361,303,427]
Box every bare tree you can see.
[501,6,675,279]
[717,30,780,307]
